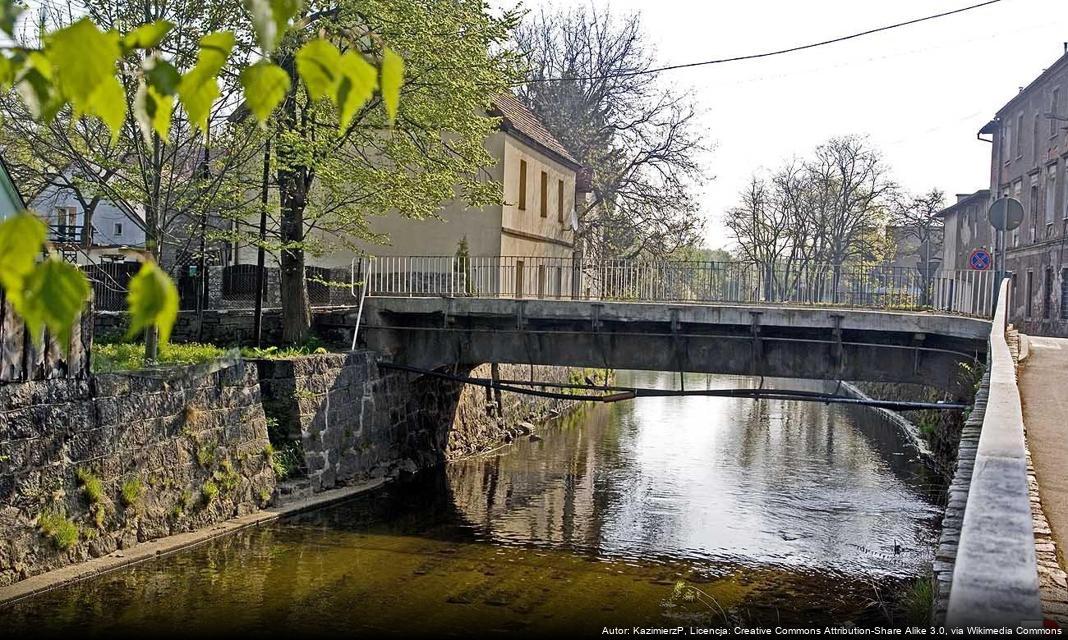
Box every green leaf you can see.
[244,0,302,52]
[15,53,62,122]
[177,31,236,133]
[122,20,175,50]
[45,18,125,138]
[294,38,340,101]
[336,51,377,133]
[0,213,46,306]
[0,0,23,37]
[18,258,91,350]
[0,55,13,89]
[239,61,290,123]
[126,261,179,344]
[134,81,174,143]
[145,58,181,95]
[380,47,404,124]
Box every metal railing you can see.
[353,255,997,318]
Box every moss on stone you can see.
[75,468,104,505]
[121,477,142,508]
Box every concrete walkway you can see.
[1018,335,1068,621]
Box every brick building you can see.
[983,50,1068,335]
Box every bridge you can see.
[334,256,995,395]
[325,255,1039,625]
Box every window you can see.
[518,159,527,210]
[1026,270,1034,319]
[557,179,565,223]
[1016,113,1024,158]
[1053,89,1061,137]
[1003,122,1012,162]
[1044,266,1053,319]
[1034,114,1041,163]
[53,206,76,227]
[1030,178,1039,242]
[114,222,123,237]
[1061,268,1068,320]
[539,170,548,218]
[1047,164,1058,230]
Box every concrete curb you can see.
[0,478,388,607]
[946,280,1042,625]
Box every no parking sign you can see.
[968,248,992,271]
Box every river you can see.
[0,370,943,635]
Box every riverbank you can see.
[0,478,387,606]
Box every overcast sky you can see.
[495,0,1068,250]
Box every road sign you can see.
[989,197,1024,231]
[969,248,992,271]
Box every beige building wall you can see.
[499,134,576,261]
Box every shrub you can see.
[201,480,219,504]
[215,460,239,493]
[268,442,303,480]
[75,468,104,504]
[93,342,228,373]
[196,444,216,468]
[38,510,79,550]
[120,477,142,508]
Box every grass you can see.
[120,477,142,508]
[196,444,216,468]
[75,468,104,504]
[264,441,303,480]
[240,336,328,360]
[214,459,239,493]
[38,509,79,550]
[201,480,219,504]
[899,574,934,624]
[92,342,228,373]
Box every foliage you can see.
[0,214,89,349]
[200,479,219,504]
[266,441,303,480]
[240,336,326,359]
[75,468,104,505]
[121,477,143,508]
[196,444,217,468]
[256,0,520,343]
[725,136,896,297]
[514,7,707,258]
[0,0,405,355]
[214,459,240,493]
[38,509,80,550]
[92,342,227,372]
[899,575,934,624]
[125,262,180,344]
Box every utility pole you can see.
[253,140,271,347]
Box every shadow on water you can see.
[0,371,942,636]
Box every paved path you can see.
[1018,335,1068,621]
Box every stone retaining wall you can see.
[0,362,275,587]
[254,353,582,492]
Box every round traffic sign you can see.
[969,248,992,271]
[988,197,1024,231]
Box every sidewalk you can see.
[1018,335,1068,621]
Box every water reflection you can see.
[447,371,940,578]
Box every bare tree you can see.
[513,6,709,259]
[889,188,945,303]
[726,136,896,300]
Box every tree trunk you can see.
[279,194,310,344]
[276,54,312,345]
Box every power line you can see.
[522,0,1005,84]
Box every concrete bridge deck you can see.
[333,297,991,394]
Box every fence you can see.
[353,256,998,318]
[0,290,91,383]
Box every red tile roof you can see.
[490,94,581,168]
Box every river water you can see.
[0,371,943,635]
